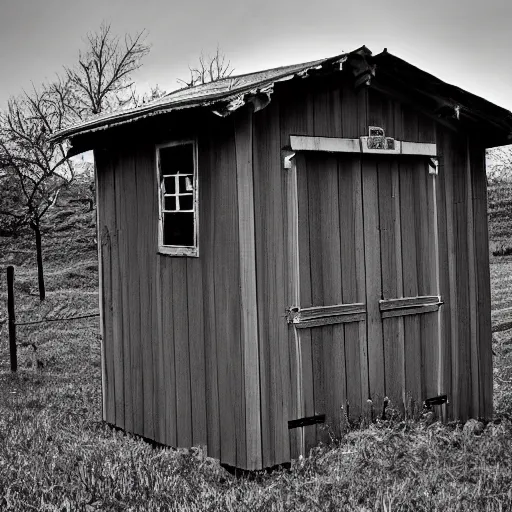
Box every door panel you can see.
[295,153,368,444]
[290,151,440,445]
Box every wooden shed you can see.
[54,46,512,470]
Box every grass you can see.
[0,183,512,510]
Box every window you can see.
[156,140,198,256]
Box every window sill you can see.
[157,245,199,257]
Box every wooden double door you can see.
[289,151,442,446]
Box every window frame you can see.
[156,139,199,257]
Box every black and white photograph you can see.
[1,0,512,509]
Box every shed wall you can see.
[251,75,493,465]
[95,116,249,468]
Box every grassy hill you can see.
[0,180,512,510]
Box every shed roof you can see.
[53,52,348,142]
[53,46,512,146]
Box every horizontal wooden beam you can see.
[290,135,360,153]
[401,141,437,157]
[381,303,440,319]
[294,312,366,329]
[289,135,437,157]
[292,302,366,322]
[379,295,441,311]
[288,303,367,329]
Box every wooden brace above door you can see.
[289,129,437,157]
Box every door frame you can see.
[284,131,443,455]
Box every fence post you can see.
[7,265,17,372]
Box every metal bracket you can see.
[423,394,448,409]
[429,157,439,175]
[288,414,326,429]
[283,150,296,170]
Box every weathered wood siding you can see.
[96,69,493,470]
[250,75,492,464]
[95,115,252,468]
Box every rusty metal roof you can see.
[53,53,350,142]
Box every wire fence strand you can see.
[15,313,100,327]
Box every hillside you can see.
[0,179,511,510]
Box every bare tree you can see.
[0,170,27,237]
[486,145,512,184]
[0,24,152,301]
[128,84,167,108]
[177,47,234,88]
[0,84,74,300]
[63,22,150,118]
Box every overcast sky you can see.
[1,0,512,113]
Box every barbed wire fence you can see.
[3,265,99,371]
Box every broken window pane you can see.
[160,144,194,175]
[163,212,194,246]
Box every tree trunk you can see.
[33,222,45,301]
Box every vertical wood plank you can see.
[470,144,493,419]
[391,162,406,412]
[187,258,207,448]
[254,98,287,467]
[368,88,386,132]
[111,152,125,430]
[102,156,116,425]
[427,161,443,409]
[234,107,262,469]
[399,159,422,406]
[465,138,480,418]
[378,159,403,411]
[172,259,192,447]
[443,131,459,419]
[357,87,368,138]
[213,120,242,468]
[341,80,359,138]
[297,155,315,454]
[135,146,154,440]
[414,161,438,401]
[279,85,312,457]
[354,158,369,412]
[453,139,471,420]
[142,144,163,444]
[161,259,177,446]
[284,154,300,460]
[115,150,134,433]
[253,115,272,467]
[338,156,362,419]
[435,127,453,420]
[124,153,143,436]
[154,254,166,444]
[417,112,436,143]
[354,157,369,416]
[268,101,291,465]
[200,132,220,458]
[306,155,326,445]
[402,104,419,142]
[319,155,345,438]
[362,157,385,411]
[93,153,107,422]
[312,81,343,138]
[95,150,113,424]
